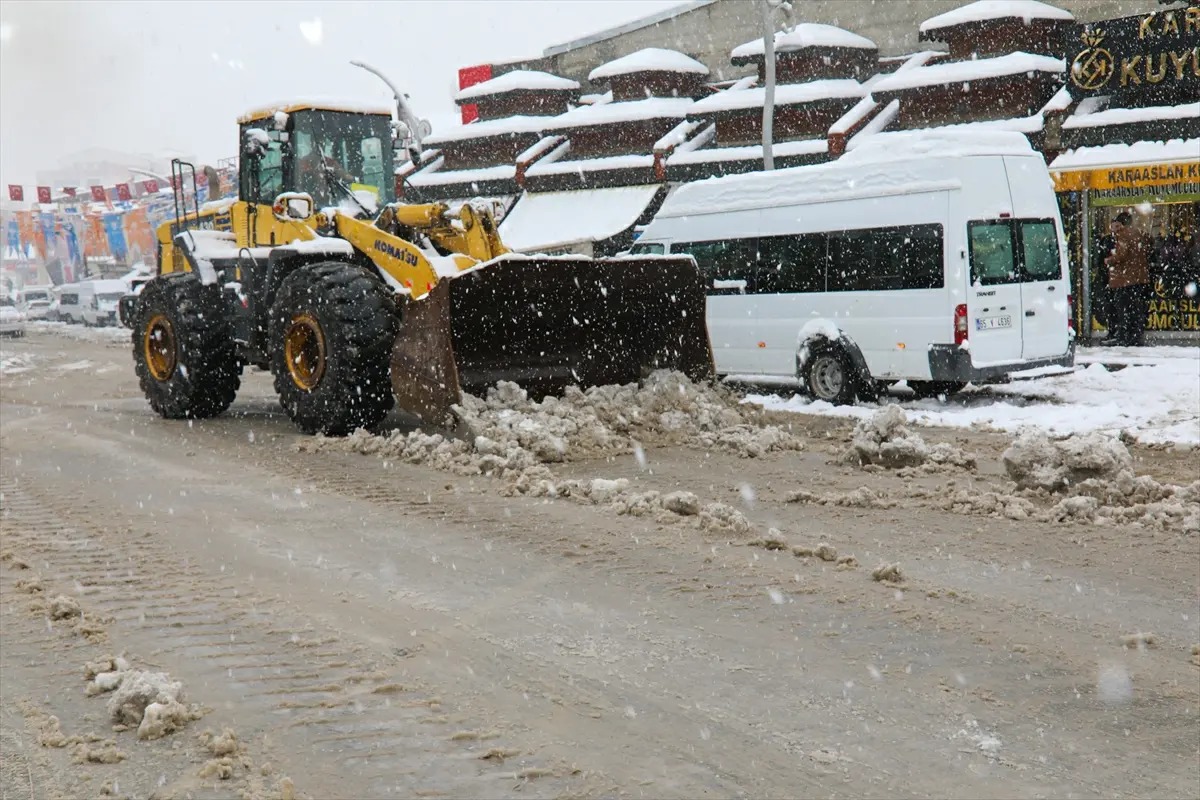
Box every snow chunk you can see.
[921,0,1073,33]
[732,23,876,60]
[106,670,199,740]
[589,48,710,82]
[842,406,976,471]
[1063,102,1200,130]
[1002,431,1132,491]
[455,70,580,102]
[544,97,695,130]
[48,595,81,620]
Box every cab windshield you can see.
[290,110,394,208]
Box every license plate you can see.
[975,315,1012,331]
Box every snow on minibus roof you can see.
[656,130,1034,218]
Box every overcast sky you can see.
[0,0,684,187]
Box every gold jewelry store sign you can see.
[1067,6,1199,101]
[1053,160,1200,203]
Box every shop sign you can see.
[1147,291,1200,332]
[1052,159,1200,193]
[1067,6,1200,103]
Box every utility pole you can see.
[761,1,790,171]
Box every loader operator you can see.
[296,136,355,205]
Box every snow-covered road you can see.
[746,345,1200,446]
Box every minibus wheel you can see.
[803,343,859,406]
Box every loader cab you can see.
[238,103,397,216]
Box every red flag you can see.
[142,179,159,193]
[63,187,77,197]
[115,183,131,201]
[37,186,51,203]
[90,185,106,202]
[458,63,493,125]
[7,185,23,202]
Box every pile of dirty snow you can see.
[302,371,801,538]
[1003,430,1131,490]
[841,406,976,471]
[86,661,203,740]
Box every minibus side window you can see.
[758,233,826,293]
[674,239,759,290]
[968,222,1019,285]
[1018,220,1060,281]
[629,242,665,255]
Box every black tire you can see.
[801,341,860,405]
[132,273,240,419]
[269,262,397,436]
[908,381,965,400]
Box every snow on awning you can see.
[498,185,661,254]
[588,48,710,82]
[407,163,516,188]
[920,0,1073,34]
[454,70,580,102]
[1063,102,1200,130]
[689,79,863,115]
[731,23,876,60]
[1049,139,1200,172]
[871,52,1063,93]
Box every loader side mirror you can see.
[272,192,314,222]
[243,128,270,158]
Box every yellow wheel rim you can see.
[284,313,326,391]
[143,314,177,381]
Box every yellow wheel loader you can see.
[128,94,713,435]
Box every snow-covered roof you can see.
[1049,139,1200,171]
[454,70,580,102]
[871,52,1064,93]
[689,79,864,115]
[423,115,551,145]
[920,1,1074,34]
[588,48,710,82]
[543,97,695,131]
[1063,102,1200,130]
[499,185,661,253]
[668,137,828,167]
[658,130,1033,218]
[407,163,516,188]
[731,23,876,60]
[238,97,395,123]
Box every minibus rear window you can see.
[968,222,1018,285]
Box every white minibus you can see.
[634,130,1075,403]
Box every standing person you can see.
[1104,210,1152,347]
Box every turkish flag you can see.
[90,186,106,202]
[142,179,159,193]
[115,183,131,201]
[458,63,493,125]
[63,187,77,197]
[37,186,52,203]
[7,185,23,201]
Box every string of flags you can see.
[7,178,181,206]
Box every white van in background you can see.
[634,130,1075,403]
[55,279,129,326]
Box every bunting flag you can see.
[35,213,55,259]
[62,216,82,267]
[84,215,110,258]
[5,218,19,255]
[90,185,106,202]
[63,187,77,198]
[123,206,155,263]
[142,179,159,193]
[8,185,24,202]
[37,186,52,204]
[101,213,128,262]
[15,211,36,257]
[115,183,132,202]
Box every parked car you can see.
[0,295,27,337]
[634,130,1075,403]
[22,298,53,321]
[55,279,129,326]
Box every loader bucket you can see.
[390,255,714,426]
